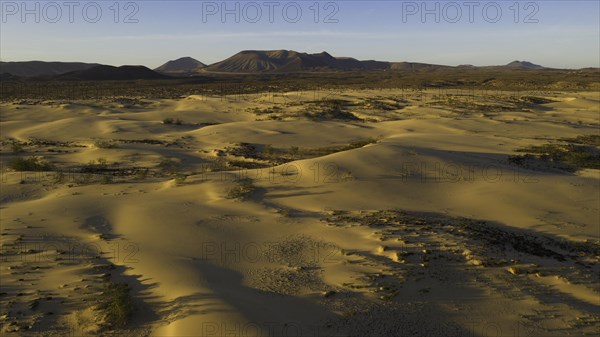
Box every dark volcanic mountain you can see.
[203,50,391,73]
[0,61,101,77]
[58,65,169,80]
[155,57,206,76]
[2,53,558,80]
[505,60,545,70]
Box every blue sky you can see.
[1,1,598,68]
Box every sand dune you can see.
[1,89,598,336]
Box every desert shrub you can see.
[298,137,378,157]
[519,96,557,105]
[249,106,282,115]
[510,137,600,172]
[306,109,360,121]
[8,157,53,171]
[53,171,65,184]
[223,138,378,166]
[11,141,24,153]
[118,138,169,145]
[82,158,109,173]
[163,118,183,125]
[97,158,108,166]
[227,143,258,158]
[340,170,355,181]
[561,135,600,146]
[289,146,299,156]
[174,174,187,185]
[227,160,270,169]
[135,168,149,180]
[101,174,114,184]
[94,140,119,149]
[226,178,256,200]
[563,151,600,169]
[303,106,360,121]
[299,99,362,121]
[98,282,133,328]
[158,158,181,173]
[349,137,378,149]
[362,98,404,110]
[262,144,275,157]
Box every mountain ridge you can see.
[505,60,545,69]
[58,65,169,80]
[202,50,392,73]
[0,61,100,77]
[0,52,563,79]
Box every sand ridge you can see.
[1,89,598,336]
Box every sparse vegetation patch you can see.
[221,138,378,167]
[226,178,256,200]
[98,282,134,328]
[162,117,184,125]
[94,139,119,149]
[508,135,600,172]
[301,99,362,121]
[8,156,53,171]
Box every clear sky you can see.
[1,0,598,68]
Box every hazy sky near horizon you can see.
[1,0,598,68]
